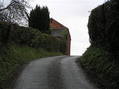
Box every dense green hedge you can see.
[77,1,119,89]
[88,1,119,53]
[10,26,66,53]
[0,22,66,54]
[78,46,119,89]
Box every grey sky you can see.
[4,0,105,55]
[30,0,104,17]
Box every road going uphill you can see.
[13,56,97,89]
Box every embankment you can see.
[77,1,119,89]
[0,22,65,89]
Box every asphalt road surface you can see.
[13,56,97,89]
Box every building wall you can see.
[51,28,71,55]
[66,29,71,55]
[51,29,65,37]
[50,18,71,55]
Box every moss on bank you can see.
[77,46,119,89]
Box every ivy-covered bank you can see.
[0,22,65,89]
[77,0,119,89]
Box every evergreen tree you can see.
[29,5,50,34]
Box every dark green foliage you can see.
[31,34,60,52]
[79,0,119,89]
[0,22,10,46]
[59,39,67,54]
[88,0,119,53]
[9,26,65,53]
[79,46,119,89]
[88,4,106,47]
[10,26,41,46]
[29,5,50,34]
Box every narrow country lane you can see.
[13,56,97,89]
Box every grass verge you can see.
[0,44,62,89]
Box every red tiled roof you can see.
[50,18,68,30]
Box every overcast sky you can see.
[4,0,105,55]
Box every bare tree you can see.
[0,0,29,24]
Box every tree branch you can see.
[0,1,13,12]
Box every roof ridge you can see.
[50,18,68,29]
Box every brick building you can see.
[50,18,71,55]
